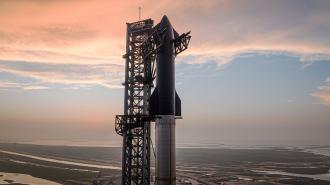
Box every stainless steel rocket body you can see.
[155,115,176,185]
[156,16,176,116]
[150,16,179,185]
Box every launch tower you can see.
[115,16,191,185]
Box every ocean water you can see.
[1,142,330,184]
[304,147,330,157]
[0,150,121,170]
[253,170,330,181]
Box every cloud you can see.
[170,0,330,69]
[0,46,121,65]
[174,0,330,52]
[178,49,330,69]
[0,80,49,90]
[0,0,330,89]
[299,53,330,68]
[0,0,329,67]
[0,60,124,89]
[0,80,21,89]
[0,0,131,66]
[23,85,49,90]
[311,77,330,106]
[177,53,233,69]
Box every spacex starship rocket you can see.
[149,15,182,185]
[115,15,190,185]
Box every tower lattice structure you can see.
[115,19,155,185]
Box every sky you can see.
[0,0,329,146]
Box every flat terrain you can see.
[0,143,330,185]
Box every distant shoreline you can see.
[1,142,330,185]
[1,141,329,150]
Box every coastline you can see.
[1,142,330,185]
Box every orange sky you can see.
[0,0,329,145]
[1,0,329,64]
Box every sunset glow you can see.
[0,0,329,145]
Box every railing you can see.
[115,115,156,136]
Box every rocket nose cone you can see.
[160,15,171,27]
[161,15,169,22]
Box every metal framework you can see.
[174,31,191,55]
[115,18,191,185]
[115,19,154,185]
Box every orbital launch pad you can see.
[115,15,191,185]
